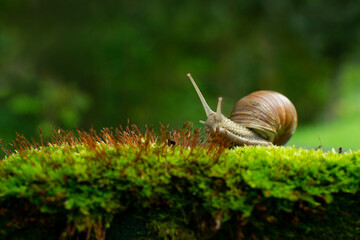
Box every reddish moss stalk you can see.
[1,122,233,160]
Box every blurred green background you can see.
[1,0,360,150]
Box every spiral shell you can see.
[229,90,297,145]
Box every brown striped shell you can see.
[229,90,297,145]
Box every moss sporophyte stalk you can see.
[0,123,359,240]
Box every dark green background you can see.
[1,0,360,145]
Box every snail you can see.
[187,73,297,146]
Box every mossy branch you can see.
[0,123,359,239]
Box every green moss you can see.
[0,127,359,239]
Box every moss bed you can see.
[0,124,359,239]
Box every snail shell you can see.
[229,90,297,145]
[187,73,297,146]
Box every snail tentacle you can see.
[187,73,213,117]
[216,97,223,121]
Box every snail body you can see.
[187,73,297,146]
